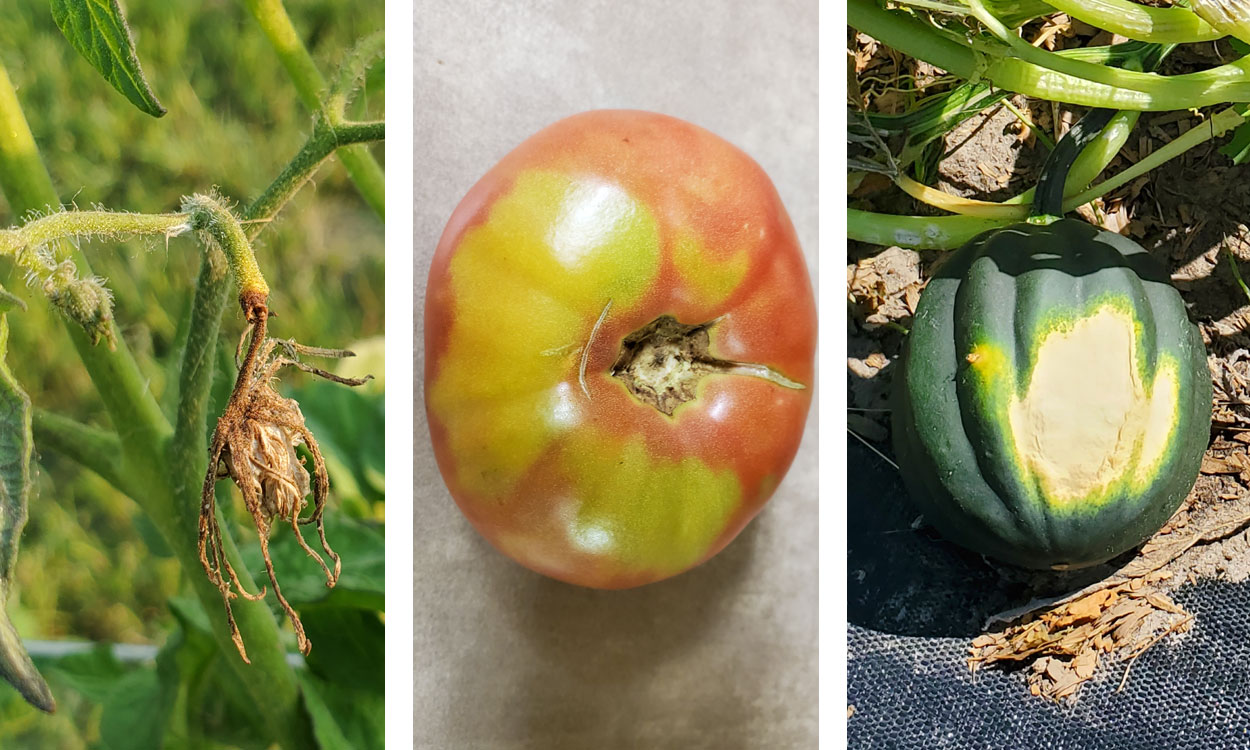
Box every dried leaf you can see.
[1202,455,1240,474]
[1144,593,1186,615]
[1073,650,1098,680]
[1051,589,1115,628]
[904,285,921,314]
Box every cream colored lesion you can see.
[1003,305,1179,505]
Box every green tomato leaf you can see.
[99,668,171,750]
[300,606,383,694]
[244,511,383,608]
[50,0,166,118]
[0,316,53,712]
[44,644,124,705]
[291,381,385,507]
[298,672,354,750]
[47,645,173,750]
[298,672,384,750]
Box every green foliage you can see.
[0,0,383,415]
[50,0,165,117]
[300,671,384,750]
[0,0,384,745]
[0,315,51,711]
[292,380,385,516]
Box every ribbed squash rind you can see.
[892,219,1211,569]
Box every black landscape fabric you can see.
[848,440,1250,749]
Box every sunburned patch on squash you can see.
[969,303,1180,507]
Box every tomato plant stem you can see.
[31,409,129,496]
[0,58,312,749]
[247,120,385,228]
[0,211,189,277]
[0,61,171,455]
[244,0,385,218]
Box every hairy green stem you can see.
[0,68,58,220]
[0,61,170,459]
[170,253,228,494]
[166,57,385,749]
[248,120,384,227]
[326,33,384,125]
[0,112,380,303]
[0,211,189,277]
[0,24,384,739]
[182,195,269,299]
[0,58,308,747]
[243,0,385,218]
[167,249,315,748]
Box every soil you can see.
[850,22,1250,702]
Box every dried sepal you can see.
[199,297,371,662]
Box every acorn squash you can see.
[892,218,1211,569]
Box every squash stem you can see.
[1032,108,1118,220]
[850,0,1250,110]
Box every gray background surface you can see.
[415,2,817,747]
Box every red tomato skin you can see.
[425,110,815,588]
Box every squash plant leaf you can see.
[1223,39,1250,164]
[0,315,54,712]
[1221,121,1250,165]
[50,0,166,118]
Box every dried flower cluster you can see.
[199,295,370,662]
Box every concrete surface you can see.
[415,2,817,747]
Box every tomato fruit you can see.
[424,110,816,588]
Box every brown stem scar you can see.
[610,314,804,416]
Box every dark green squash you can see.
[892,218,1211,569]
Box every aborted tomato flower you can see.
[425,110,816,589]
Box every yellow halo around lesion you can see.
[967,303,1180,508]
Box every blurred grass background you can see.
[0,0,383,741]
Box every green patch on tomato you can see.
[558,433,741,576]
